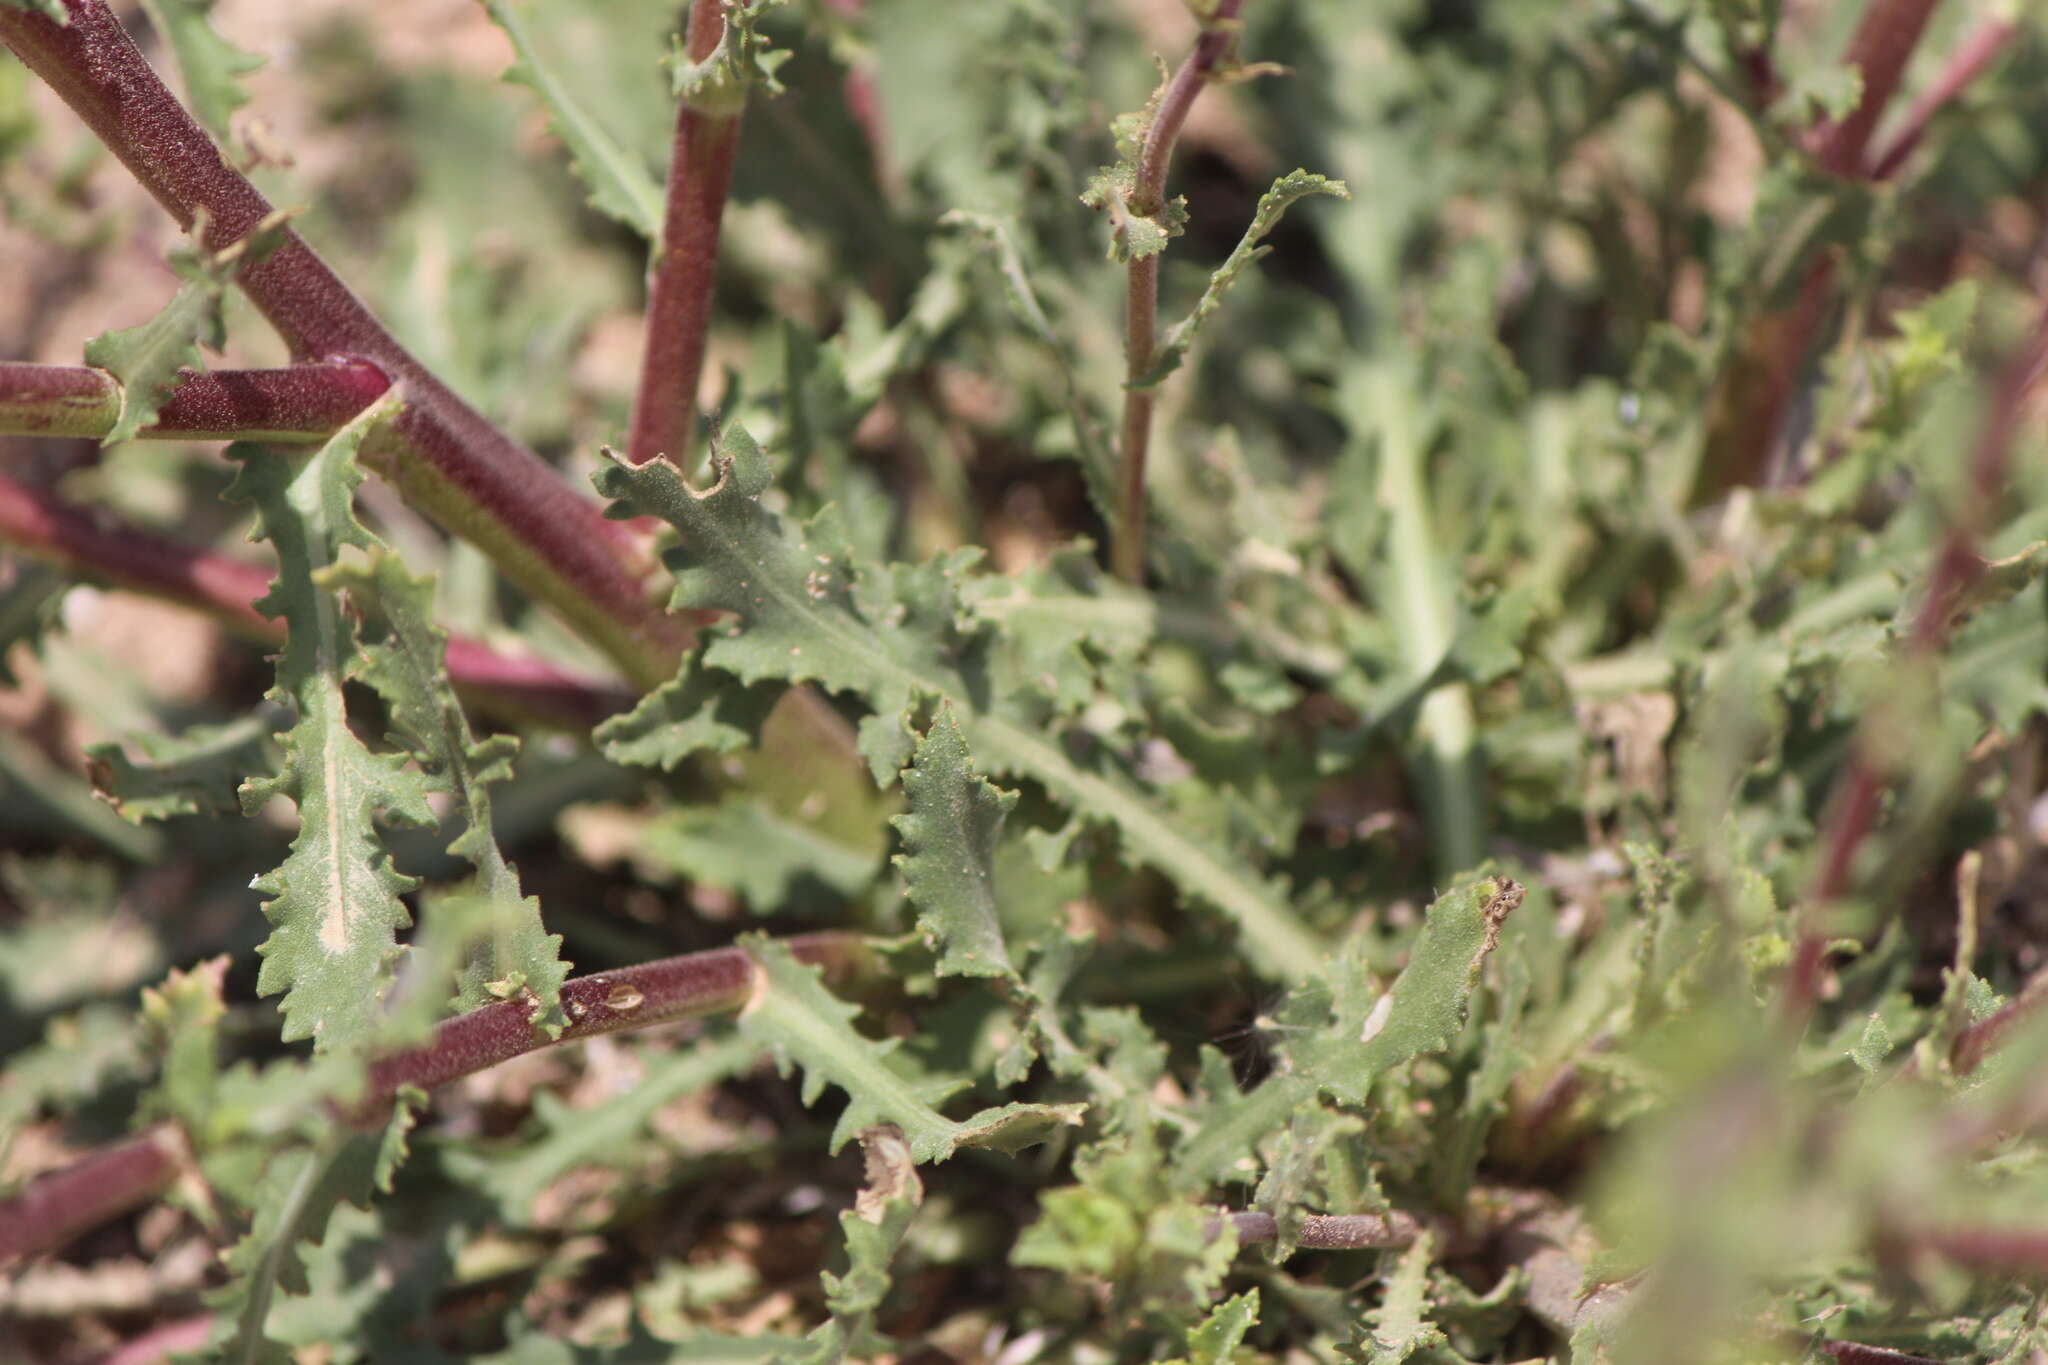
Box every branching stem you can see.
[1112,0,1246,584]
[0,1,692,686]
[1869,19,2021,180]
[0,360,388,443]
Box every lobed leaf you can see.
[328,548,568,1022]
[136,0,261,139]
[1357,1232,1447,1364]
[484,0,663,239]
[1165,1289,1261,1365]
[595,651,787,771]
[774,1126,923,1365]
[892,707,1020,982]
[1136,170,1350,388]
[595,429,1329,980]
[736,935,1079,1163]
[87,711,278,824]
[83,278,220,446]
[667,0,790,115]
[1289,877,1524,1106]
[228,399,434,1051]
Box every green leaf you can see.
[1078,62,1188,263]
[595,429,1328,981]
[227,398,435,1051]
[595,427,985,785]
[139,955,230,1127]
[136,0,262,138]
[940,211,1117,509]
[83,277,219,446]
[446,1034,757,1225]
[1359,1232,1447,1364]
[736,935,1080,1162]
[667,0,790,115]
[86,711,278,824]
[1289,877,1524,1106]
[963,543,1154,716]
[892,707,1020,982]
[80,214,289,445]
[1164,1288,1260,1365]
[775,1126,923,1365]
[208,1111,417,1364]
[484,0,663,239]
[595,650,786,771]
[638,797,880,911]
[326,547,569,1023]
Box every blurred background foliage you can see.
[6,0,2048,1362]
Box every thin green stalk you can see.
[1356,365,1483,880]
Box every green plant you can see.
[3,2,2048,1363]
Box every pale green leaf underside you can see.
[230,399,434,1050]
[84,278,218,445]
[593,432,1327,981]
[737,936,1079,1163]
[483,0,663,239]
[136,0,262,138]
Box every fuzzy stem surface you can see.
[0,934,868,1262]
[1112,0,1246,584]
[627,0,742,469]
[0,1126,187,1265]
[0,0,692,686]
[0,359,388,442]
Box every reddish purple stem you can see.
[1870,19,2022,181]
[626,0,742,469]
[363,932,860,1104]
[0,1127,186,1265]
[1697,0,1957,503]
[1808,0,1941,177]
[99,1316,216,1365]
[0,934,868,1263]
[1222,1209,1422,1250]
[0,359,389,441]
[0,1,690,685]
[0,470,633,729]
[1784,295,2048,1024]
[1112,0,1247,584]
